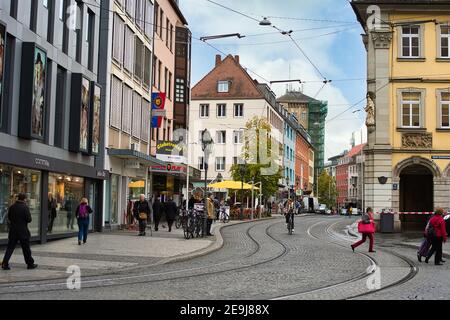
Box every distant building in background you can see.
[277,91,328,189]
[190,55,284,184]
[347,144,366,210]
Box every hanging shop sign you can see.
[150,164,187,174]
[69,74,91,154]
[151,92,166,128]
[89,82,102,155]
[156,140,186,163]
[18,43,48,140]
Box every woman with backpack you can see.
[424,208,447,265]
[75,198,93,245]
[351,207,376,253]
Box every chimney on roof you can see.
[215,55,222,66]
[234,55,240,64]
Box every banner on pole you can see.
[151,92,166,128]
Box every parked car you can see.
[318,204,327,214]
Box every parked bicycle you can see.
[175,208,183,229]
[219,206,230,223]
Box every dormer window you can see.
[218,81,229,93]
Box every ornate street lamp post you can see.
[201,129,213,236]
[239,161,247,220]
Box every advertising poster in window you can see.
[0,23,5,125]
[69,74,91,154]
[90,83,101,155]
[32,47,47,138]
[19,43,47,140]
[80,77,90,152]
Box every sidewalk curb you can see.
[399,242,450,259]
[153,217,278,266]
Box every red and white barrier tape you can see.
[376,212,436,215]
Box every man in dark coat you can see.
[133,194,151,236]
[164,197,178,232]
[2,193,37,270]
[152,197,164,231]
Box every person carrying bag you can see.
[133,194,151,236]
[351,207,376,253]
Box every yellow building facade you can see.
[352,0,450,231]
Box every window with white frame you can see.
[439,90,450,128]
[439,25,450,58]
[126,0,135,19]
[144,0,153,39]
[234,104,243,117]
[401,91,421,128]
[175,78,185,103]
[124,26,134,73]
[233,130,243,144]
[217,81,229,93]
[122,84,133,134]
[141,99,150,142]
[216,157,226,171]
[132,92,142,139]
[216,131,226,144]
[200,104,209,118]
[110,76,122,129]
[112,14,124,64]
[217,104,226,117]
[199,157,205,170]
[401,25,421,58]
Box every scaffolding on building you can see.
[308,100,328,178]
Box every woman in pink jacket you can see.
[351,207,376,253]
[425,208,448,265]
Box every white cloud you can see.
[182,0,366,159]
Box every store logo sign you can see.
[35,158,50,168]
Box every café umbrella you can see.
[208,180,259,190]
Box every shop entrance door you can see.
[89,182,98,231]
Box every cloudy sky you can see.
[180,0,368,159]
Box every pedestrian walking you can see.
[1,193,37,271]
[425,208,447,265]
[164,197,178,232]
[75,198,93,245]
[47,192,57,233]
[152,197,164,231]
[351,207,376,253]
[133,194,151,236]
[206,193,215,236]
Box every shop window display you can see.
[47,174,84,234]
[0,165,41,240]
[128,179,145,201]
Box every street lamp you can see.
[249,180,263,220]
[259,17,272,26]
[201,129,214,236]
[239,161,247,220]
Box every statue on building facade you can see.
[365,92,376,128]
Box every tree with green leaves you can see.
[230,116,281,200]
[317,170,338,209]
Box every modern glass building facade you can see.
[0,1,106,244]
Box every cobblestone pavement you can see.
[0,216,447,300]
